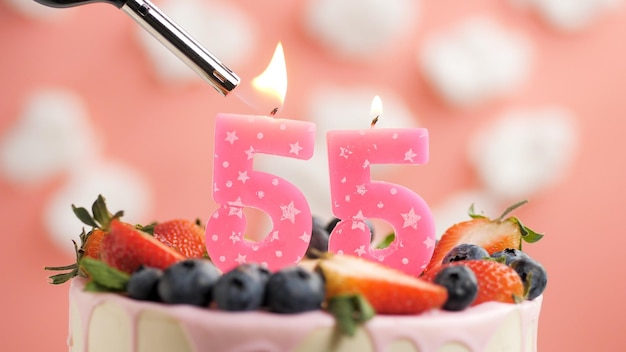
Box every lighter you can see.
[34,0,240,96]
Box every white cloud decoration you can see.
[510,0,623,31]
[431,190,501,239]
[469,107,578,201]
[44,160,152,254]
[304,0,418,61]
[136,0,256,84]
[419,16,533,107]
[0,89,101,185]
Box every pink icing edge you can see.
[69,277,542,352]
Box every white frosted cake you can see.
[69,277,542,352]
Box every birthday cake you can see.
[47,196,546,352]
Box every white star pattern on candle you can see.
[225,131,239,144]
[423,236,436,249]
[351,210,367,231]
[280,201,301,223]
[339,146,352,158]
[289,141,303,155]
[245,146,255,160]
[362,159,370,169]
[237,170,250,183]
[401,207,421,229]
[354,245,367,256]
[404,148,417,162]
[235,253,247,264]
[227,197,244,218]
[299,232,311,242]
[229,232,242,244]
[228,206,243,218]
[356,184,367,195]
[270,231,280,242]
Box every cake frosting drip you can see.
[68,277,542,352]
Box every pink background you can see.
[1,0,625,351]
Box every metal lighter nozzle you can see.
[122,0,240,96]
[33,0,240,96]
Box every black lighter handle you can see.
[33,0,240,96]
[33,0,125,9]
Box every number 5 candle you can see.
[206,43,316,273]
[326,96,435,276]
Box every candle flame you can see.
[252,42,287,108]
[370,95,383,127]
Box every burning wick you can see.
[270,107,279,116]
[370,116,379,128]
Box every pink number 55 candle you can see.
[326,96,435,276]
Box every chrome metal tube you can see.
[122,0,240,95]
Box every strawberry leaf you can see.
[376,233,395,249]
[72,205,98,228]
[496,200,528,222]
[468,204,487,219]
[80,257,129,292]
[515,218,544,244]
[327,294,375,336]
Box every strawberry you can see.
[142,219,206,258]
[423,260,524,305]
[317,254,447,315]
[423,200,543,276]
[100,219,185,274]
[83,229,106,259]
[45,195,123,284]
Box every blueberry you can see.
[491,248,530,265]
[509,258,547,300]
[306,216,330,259]
[442,244,489,264]
[266,266,325,313]
[434,265,478,311]
[157,259,220,307]
[213,264,270,311]
[326,217,374,243]
[127,266,163,302]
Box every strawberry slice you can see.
[142,219,207,258]
[100,220,185,274]
[317,254,447,315]
[424,260,524,305]
[423,200,543,276]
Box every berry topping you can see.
[509,258,548,300]
[491,248,530,265]
[425,260,524,306]
[157,259,220,307]
[305,216,330,259]
[442,243,489,264]
[213,264,270,311]
[318,254,447,315]
[143,219,207,259]
[424,201,543,275]
[433,265,478,311]
[100,220,185,274]
[127,266,163,302]
[266,266,325,314]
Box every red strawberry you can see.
[423,201,543,276]
[100,220,185,274]
[151,219,207,258]
[423,260,524,305]
[45,195,123,284]
[317,254,447,315]
[83,229,106,259]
